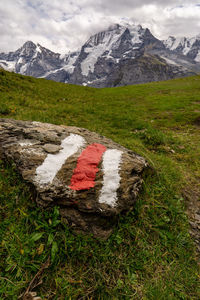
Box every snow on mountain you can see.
[42,50,80,83]
[164,36,188,52]
[64,51,80,74]
[164,35,200,62]
[81,26,124,76]
[195,51,200,62]
[79,23,154,77]
[0,60,16,72]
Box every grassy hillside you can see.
[0,69,200,299]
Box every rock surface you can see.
[0,118,149,238]
[102,54,195,88]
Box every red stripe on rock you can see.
[69,143,107,190]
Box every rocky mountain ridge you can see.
[163,35,200,62]
[0,41,62,77]
[0,23,200,87]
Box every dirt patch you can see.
[182,185,200,259]
[193,116,200,126]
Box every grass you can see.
[0,69,200,299]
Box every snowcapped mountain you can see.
[0,23,200,87]
[164,35,200,62]
[68,23,166,87]
[0,41,63,77]
[76,23,163,77]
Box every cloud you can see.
[0,0,200,54]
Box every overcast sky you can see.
[0,0,200,54]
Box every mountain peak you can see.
[21,41,36,49]
[106,22,143,33]
[107,23,121,31]
[85,22,145,48]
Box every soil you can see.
[182,185,200,260]
[193,116,200,126]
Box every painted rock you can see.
[0,118,149,239]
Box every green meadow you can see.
[0,69,200,299]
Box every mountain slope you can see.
[104,53,195,87]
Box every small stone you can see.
[178,145,185,150]
[43,144,62,153]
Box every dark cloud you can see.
[0,0,199,54]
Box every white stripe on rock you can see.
[35,134,86,185]
[99,149,123,208]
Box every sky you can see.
[0,0,200,54]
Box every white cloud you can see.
[0,0,200,54]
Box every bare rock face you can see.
[0,118,149,238]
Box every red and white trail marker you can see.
[69,143,107,190]
[35,134,123,207]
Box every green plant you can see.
[0,103,10,115]
[0,70,199,299]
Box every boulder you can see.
[0,118,149,238]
